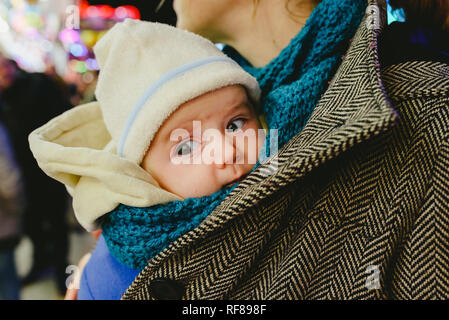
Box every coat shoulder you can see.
[381,61,449,107]
[381,61,449,136]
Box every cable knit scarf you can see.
[101,0,366,270]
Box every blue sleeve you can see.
[78,234,141,300]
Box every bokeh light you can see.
[1,0,141,77]
[59,28,80,44]
[70,43,88,57]
[85,58,99,71]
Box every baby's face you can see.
[142,85,264,199]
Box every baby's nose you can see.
[212,133,238,168]
[222,134,237,165]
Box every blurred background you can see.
[0,0,177,300]
[0,0,402,300]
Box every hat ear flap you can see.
[46,102,111,150]
[28,101,112,189]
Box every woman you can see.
[77,0,449,299]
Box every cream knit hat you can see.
[95,19,260,164]
[28,19,260,231]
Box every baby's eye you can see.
[226,118,246,132]
[175,140,200,156]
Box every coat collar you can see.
[147,0,397,267]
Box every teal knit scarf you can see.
[102,0,366,270]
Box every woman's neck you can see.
[217,1,317,68]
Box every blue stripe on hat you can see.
[118,56,237,157]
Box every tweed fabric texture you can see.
[122,0,449,300]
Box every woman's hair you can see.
[389,0,449,31]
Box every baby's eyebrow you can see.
[227,103,251,116]
[162,118,196,144]
[162,102,251,143]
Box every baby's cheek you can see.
[190,165,221,197]
[162,164,204,198]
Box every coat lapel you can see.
[147,0,397,267]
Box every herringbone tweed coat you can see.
[122,0,449,300]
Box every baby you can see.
[143,84,264,199]
[29,19,263,233]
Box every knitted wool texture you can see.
[101,0,367,270]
